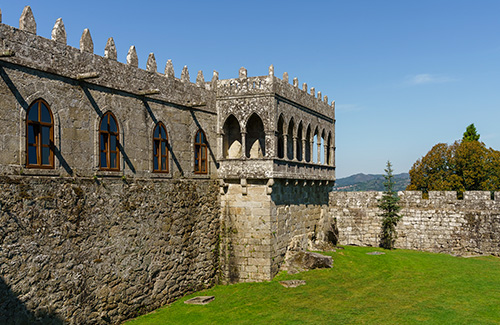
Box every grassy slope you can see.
[125,246,500,324]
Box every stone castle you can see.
[0,6,498,324]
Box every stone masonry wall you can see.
[270,180,333,275]
[330,191,500,255]
[0,176,219,324]
[220,179,334,283]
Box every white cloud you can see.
[406,73,456,85]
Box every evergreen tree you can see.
[463,123,480,142]
[378,161,402,249]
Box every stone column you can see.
[283,134,288,160]
[302,139,306,162]
[317,141,322,164]
[241,132,247,159]
[309,139,314,163]
[323,143,328,165]
[218,132,224,159]
[292,136,298,161]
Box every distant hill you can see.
[333,173,410,192]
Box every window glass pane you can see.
[100,152,107,168]
[40,103,51,123]
[110,135,116,151]
[42,147,50,165]
[194,160,199,172]
[161,127,166,139]
[100,117,108,131]
[201,147,206,159]
[161,157,166,170]
[200,132,205,143]
[28,106,38,121]
[109,116,117,133]
[42,126,50,145]
[154,157,158,170]
[196,132,200,143]
[201,161,206,173]
[27,125,36,144]
[100,134,107,151]
[154,125,159,138]
[153,141,158,155]
[161,141,166,155]
[195,147,199,159]
[110,152,117,168]
[28,146,37,164]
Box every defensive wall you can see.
[0,6,337,323]
[330,191,500,256]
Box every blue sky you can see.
[2,1,500,178]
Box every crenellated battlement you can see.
[217,65,334,121]
[0,6,213,110]
[331,190,500,206]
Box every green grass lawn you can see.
[125,246,500,324]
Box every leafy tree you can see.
[463,123,480,142]
[407,125,500,192]
[378,161,402,250]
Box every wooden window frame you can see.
[194,129,208,174]
[153,122,169,173]
[26,99,54,169]
[99,112,120,171]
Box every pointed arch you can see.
[99,111,120,170]
[287,118,295,160]
[305,125,311,162]
[246,113,265,158]
[320,129,326,164]
[277,114,285,159]
[327,132,332,166]
[153,122,169,172]
[194,129,208,174]
[26,98,54,168]
[223,114,242,159]
[297,121,303,161]
[313,127,319,163]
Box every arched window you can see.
[223,115,241,159]
[287,119,295,160]
[194,129,208,174]
[26,99,54,168]
[305,125,311,162]
[153,122,169,172]
[297,122,303,161]
[99,112,120,171]
[246,113,265,158]
[277,115,285,159]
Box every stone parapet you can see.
[0,23,214,111]
[218,158,335,181]
[330,191,500,256]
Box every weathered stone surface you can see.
[282,72,289,83]
[184,296,215,305]
[165,59,175,78]
[104,37,117,60]
[331,191,500,256]
[127,45,138,67]
[19,6,36,34]
[366,251,385,255]
[293,77,298,87]
[268,64,274,76]
[146,53,157,72]
[181,65,190,82]
[80,28,93,53]
[196,70,205,86]
[279,280,306,288]
[239,67,247,79]
[282,251,333,274]
[51,18,66,44]
[0,177,219,324]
